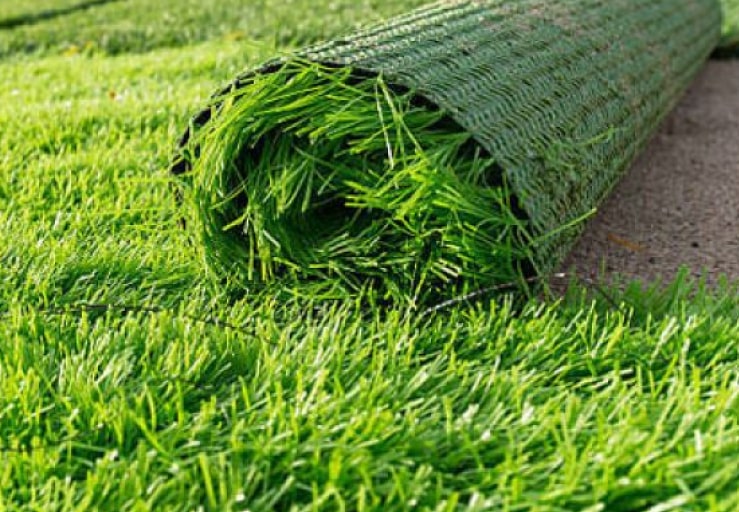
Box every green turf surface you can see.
[2,0,739,510]
[0,0,428,58]
[0,0,87,21]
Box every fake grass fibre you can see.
[190,63,532,300]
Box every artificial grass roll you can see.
[175,0,722,299]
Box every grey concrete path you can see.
[559,60,739,287]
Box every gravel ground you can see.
[558,59,739,288]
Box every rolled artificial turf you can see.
[175,0,722,300]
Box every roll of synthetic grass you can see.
[174,0,721,300]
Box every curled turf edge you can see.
[182,62,535,301]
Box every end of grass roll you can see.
[184,62,534,301]
[719,0,739,53]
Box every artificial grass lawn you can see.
[0,0,428,58]
[3,273,739,510]
[1,0,739,510]
[0,0,88,24]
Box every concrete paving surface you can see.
[559,59,739,288]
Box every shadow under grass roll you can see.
[190,62,532,299]
[175,0,722,300]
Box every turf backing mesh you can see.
[174,0,722,299]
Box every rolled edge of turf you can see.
[185,63,538,301]
[173,0,722,295]
[717,0,739,56]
